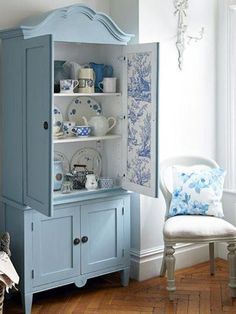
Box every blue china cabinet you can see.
[0,4,159,313]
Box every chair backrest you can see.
[160,156,219,219]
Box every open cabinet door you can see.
[22,35,53,216]
[122,43,159,198]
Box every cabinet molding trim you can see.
[0,4,134,43]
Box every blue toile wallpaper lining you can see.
[127,51,152,187]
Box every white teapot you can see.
[82,114,116,136]
[85,174,98,190]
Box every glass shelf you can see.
[53,134,121,144]
[54,92,121,97]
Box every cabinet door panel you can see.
[81,200,123,274]
[23,35,53,216]
[32,207,80,287]
[122,43,159,198]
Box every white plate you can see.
[67,97,102,124]
[70,148,102,177]
[54,151,70,174]
[53,106,63,132]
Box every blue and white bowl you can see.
[72,126,91,137]
[98,177,114,189]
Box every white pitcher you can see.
[63,61,81,80]
[85,174,98,190]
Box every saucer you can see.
[53,132,64,138]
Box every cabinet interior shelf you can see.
[53,134,121,144]
[54,186,123,202]
[54,92,121,97]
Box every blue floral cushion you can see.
[169,167,226,218]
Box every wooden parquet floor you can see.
[4,258,236,314]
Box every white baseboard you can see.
[217,242,228,260]
[130,243,210,281]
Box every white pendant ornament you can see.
[174,0,204,70]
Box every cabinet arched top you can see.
[0,4,134,44]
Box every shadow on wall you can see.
[222,191,236,225]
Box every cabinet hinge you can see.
[118,56,126,62]
[122,249,125,257]
[31,270,34,279]
[122,207,124,215]
[118,114,126,120]
[31,222,34,231]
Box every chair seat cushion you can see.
[164,215,236,240]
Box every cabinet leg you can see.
[21,293,33,314]
[120,268,130,287]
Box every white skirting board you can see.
[217,243,228,260]
[130,243,211,281]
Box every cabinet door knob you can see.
[43,121,49,130]
[81,236,88,243]
[73,238,80,245]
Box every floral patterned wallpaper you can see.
[127,51,152,187]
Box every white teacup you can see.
[98,77,117,93]
[62,121,76,137]
[60,79,79,93]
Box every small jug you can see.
[89,62,113,92]
[53,160,63,191]
[85,174,98,190]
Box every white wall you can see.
[132,0,218,280]
[0,0,110,29]
[217,0,236,258]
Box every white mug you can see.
[98,77,117,93]
[60,79,79,93]
[78,68,95,93]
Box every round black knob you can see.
[43,121,49,130]
[73,238,80,245]
[81,236,88,243]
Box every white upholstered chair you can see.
[159,156,236,300]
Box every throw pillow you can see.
[169,167,226,218]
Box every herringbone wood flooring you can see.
[4,258,236,313]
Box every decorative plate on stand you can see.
[70,148,102,177]
[67,97,102,124]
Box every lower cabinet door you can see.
[81,199,124,274]
[32,206,80,287]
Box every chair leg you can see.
[166,245,176,301]
[160,246,167,277]
[227,243,236,297]
[209,242,215,275]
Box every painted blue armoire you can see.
[0,4,159,313]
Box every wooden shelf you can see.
[54,92,121,97]
[53,134,121,144]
